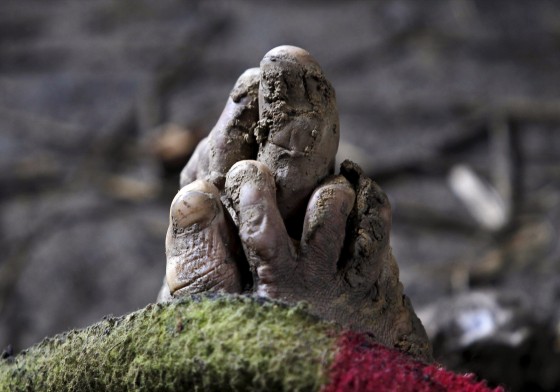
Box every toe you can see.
[225,160,295,296]
[256,46,339,225]
[207,67,260,189]
[179,67,259,190]
[166,180,242,296]
[339,160,393,289]
[301,175,355,276]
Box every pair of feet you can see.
[158,46,432,362]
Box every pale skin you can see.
[159,46,433,362]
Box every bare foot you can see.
[158,46,432,362]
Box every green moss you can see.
[0,295,337,391]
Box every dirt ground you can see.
[1,1,560,390]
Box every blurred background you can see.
[1,1,559,390]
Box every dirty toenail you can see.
[170,186,219,230]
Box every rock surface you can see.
[0,295,500,392]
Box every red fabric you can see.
[324,332,504,392]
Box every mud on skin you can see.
[160,45,433,362]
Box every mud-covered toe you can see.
[166,180,242,296]
[256,45,340,227]
[180,68,260,189]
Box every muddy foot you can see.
[158,46,433,362]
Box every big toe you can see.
[256,46,339,224]
[166,180,242,296]
[259,45,329,111]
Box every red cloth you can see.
[325,332,504,392]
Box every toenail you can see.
[170,189,219,230]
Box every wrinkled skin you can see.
[158,46,433,362]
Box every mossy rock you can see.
[0,295,335,392]
[0,294,500,392]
